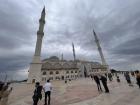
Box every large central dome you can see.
[43,56,60,62]
[49,56,59,60]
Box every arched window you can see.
[42,77,46,81]
[42,71,46,75]
[66,71,69,74]
[50,71,53,75]
[75,71,77,73]
[56,71,59,74]
[49,77,53,80]
[55,76,60,80]
[71,71,73,73]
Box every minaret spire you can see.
[93,29,107,66]
[61,53,63,60]
[72,42,76,61]
[42,6,45,15]
[34,7,46,57]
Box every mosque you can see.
[27,7,108,83]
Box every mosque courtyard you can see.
[9,75,140,105]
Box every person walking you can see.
[0,83,12,105]
[43,80,52,105]
[108,73,113,81]
[125,72,133,86]
[116,76,120,82]
[135,70,140,88]
[0,82,4,101]
[100,75,109,93]
[32,82,43,105]
[93,75,102,92]
[90,75,94,80]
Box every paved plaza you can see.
[9,75,140,105]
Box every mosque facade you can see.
[27,7,108,83]
[41,56,107,82]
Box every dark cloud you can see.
[112,38,140,55]
[0,0,140,80]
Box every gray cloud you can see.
[0,0,140,80]
[112,38,140,55]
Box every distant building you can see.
[41,56,107,82]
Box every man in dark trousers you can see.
[93,75,102,92]
[100,75,109,93]
[125,72,133,86]
[108,73,113,81]
[43,80,52,105]
[32,82,42,105]
[135,70,140,88]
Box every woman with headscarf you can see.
[0,84,12,105]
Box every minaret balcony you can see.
[37,31,44,36]
[39,19,45,24]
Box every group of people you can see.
[91,70,140,94]
[32,71,140,105]
[91,74,109,93]
[33,80,52,105]
[0,81,12,105]
[124,70,140,88]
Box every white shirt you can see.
[43,82,52,92]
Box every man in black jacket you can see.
[93,75,102,92]
[100,75,109,93]
[108,73,113,81]
[135,71,140,88]
[32,82,42,105]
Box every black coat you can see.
[33,86,42,100]
[100,76,107,83]
[93,76,100,84]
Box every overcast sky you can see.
[0,0,140,80]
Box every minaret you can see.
[93,29,107,66]
[61,53,63,61]
[34,7,45,58]
[27,7,46,83]
[72,42,76,61]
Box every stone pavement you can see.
[9,78,99,105]
[68,76,140,105]
[8,75,140,105]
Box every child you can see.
[117,76,120,82]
